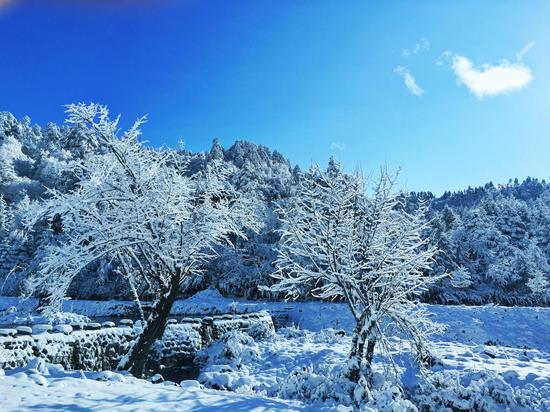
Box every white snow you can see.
[189,294,550,410]
[0,359,325,411]
[194,325,550,409]
[1,292,549,410]
[172,288,238,315]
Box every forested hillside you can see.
[0,112,548,305]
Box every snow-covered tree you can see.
[449,267,473,289]
[267,163,444,400]
[0,195,8,235]
[1,106,548,306]
[24,104,259,377]
[0,195,11,282]
[527,270,549,300]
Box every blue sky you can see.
[0,1,549,194]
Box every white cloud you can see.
[451,55,532,98]
[394,66,425,96]
[329,142,346,152]
[402,38,430,57]
[517,41,536,61]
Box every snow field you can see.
[1,291,549,410]
[0,358,322,411]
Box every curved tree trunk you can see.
[121,271,181,377]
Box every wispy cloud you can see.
[449,55,532,98]
[436,51,453,66]
[394,66,425,96]
[517,41,536,61]
[329,142,347,152]
[401,38,430,57]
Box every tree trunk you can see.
[363,338,376,386]
[121,271,181,377]
[365,339,376,365]
[347,320,364,383]
[346,314,377,388]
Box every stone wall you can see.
[0,311,274,374]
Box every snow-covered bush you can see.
[245,321,276,340]
[278,365,354,405]
[409,370,550,412]
[198,330,261,392]
[365,388,418,412]
[277,325,308,340]
[312,328,346,344]
[278,364,417,411]
[210,330,260,364]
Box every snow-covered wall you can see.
[0,311,274,373]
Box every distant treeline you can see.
[0,112,548,305]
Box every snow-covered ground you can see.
[193,326,550,410]
[4,289,549,352]
[1,291,549,411]
[0,358,323,411]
